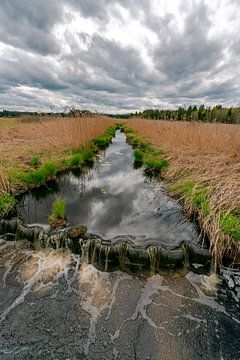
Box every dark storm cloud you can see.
[79,35,158,87]
[0,0,239,111]
[0,52,68,91]
[0,0,62,55]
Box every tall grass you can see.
[126,118,240,266]
[0,115,116,165]
[0,115,117,215]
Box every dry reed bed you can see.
[0,116,116,161]
[127,118,240,265]
[0,115,116,191]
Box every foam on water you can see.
[0,240,240,358]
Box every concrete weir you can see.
[0,218,211,274]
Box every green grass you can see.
[220,212,240,242]
[170,180,210,216]
[0,125,121,220]
[134,149,144,163]
[144,156,169,173]
[22,161,57,186]
[122,125,168,175]
[29,156,40,167]
[82,148,94,162]
[93,125,117,149]
[69,153,84,167]
[0,194,16,216]
[49,197,66,221]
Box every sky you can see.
[0,0,240,113]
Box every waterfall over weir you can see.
[0,218,211,274]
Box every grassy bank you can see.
[125,119,240,268]
[0,116,239,268]
[0,120,118,217]
[120,124,169,175]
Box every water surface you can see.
[0,240,240,359]
[18,130,202,250]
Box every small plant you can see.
[0,193,16,216]
[134,149,144,163]
[82,148,94,162]
[21,161,57,186]
[69,153,84,167]
[23,171,45,185]
[39,161,57,178]
[29,156,40,167]
[48,197,67,229]
[144,156,169,173]
[220,212,240,242]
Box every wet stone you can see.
[68,225,88,239]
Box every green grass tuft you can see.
[69,153,84,167]
[134,149,144,163]
[220,212,240,242]
[39,161,57,178]
[144,156,169,172]
[0,194,16,216]
[29,156,40,167]
[170,180,210,216]
[49,197,66,220]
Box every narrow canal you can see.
[0,131,239,359]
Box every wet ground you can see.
[1,131,240,359]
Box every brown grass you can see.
[0,115,116,192]
[126,118,240,265]
[0,115,115,162]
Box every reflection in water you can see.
[0,240,240,359]
[18,131,202,250]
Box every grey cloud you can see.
[0,0,62,55]
[67,0,149,21]
[0,0,239,112]
[152,3,224,82]
[0,52,68,92]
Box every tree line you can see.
[137,105,240,124]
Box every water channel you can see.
[0,131,239,359]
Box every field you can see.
[0,115,116,191]
[126,118,240,265]
[0,115,239,265]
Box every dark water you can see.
[18,130,201,250]
[0,241,240,359]
[0,130,240,359]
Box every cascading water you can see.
[0,130,240,359]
